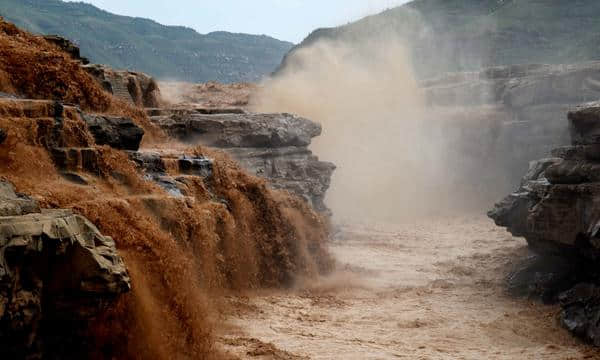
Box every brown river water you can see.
[218,215,598,359]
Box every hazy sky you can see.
[70,0,411,43]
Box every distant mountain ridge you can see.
[278,0,600,79]
[0,0,293,83]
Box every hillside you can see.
[0,0,293,83]
[278,0,600,78]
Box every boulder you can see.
[0,181,130,358]
[81,114,144,151]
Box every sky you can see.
[69,0,411,43]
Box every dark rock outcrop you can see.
[83,64,162,108]
[149,111,335,213]
[81,113,144,151]
[560,284,600,346]
[0,181,130,359]
[489,102,600,344]
[51,147,101,175]
[0,128,6,145]
[128,150,214,197]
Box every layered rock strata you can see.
[0,181,130,358]
[149,110,335,213]
[489,101,600,345]
[423,62,600,194]
[128,149,213,197]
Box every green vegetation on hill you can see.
[0,0,294,83]
[280,0,600,78]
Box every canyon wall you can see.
[422,62,600,200]
[489,102,600,345]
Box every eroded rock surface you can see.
[150,110,335,213]
[0,181,130,359]
[83,64,161,108]
[489,102,600,345]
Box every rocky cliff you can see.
[489,102,600,345]
[422,62,600,200]
[148,109,336,214]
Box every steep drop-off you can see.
[0,19,332,359]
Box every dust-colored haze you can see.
[252,37,462,222]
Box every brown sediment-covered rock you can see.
[489,102,600,345]
[0,180,130,359]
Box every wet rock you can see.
[178,156,213,177]
[507,254,579,303]
[149,112,335,213]
[559,284,600,345]
[81,114,144,151]
[0,181,130,358]
[60,172,89,185]
[128,150,213,178]
[51,147,100,174]
[129,150,214,196]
